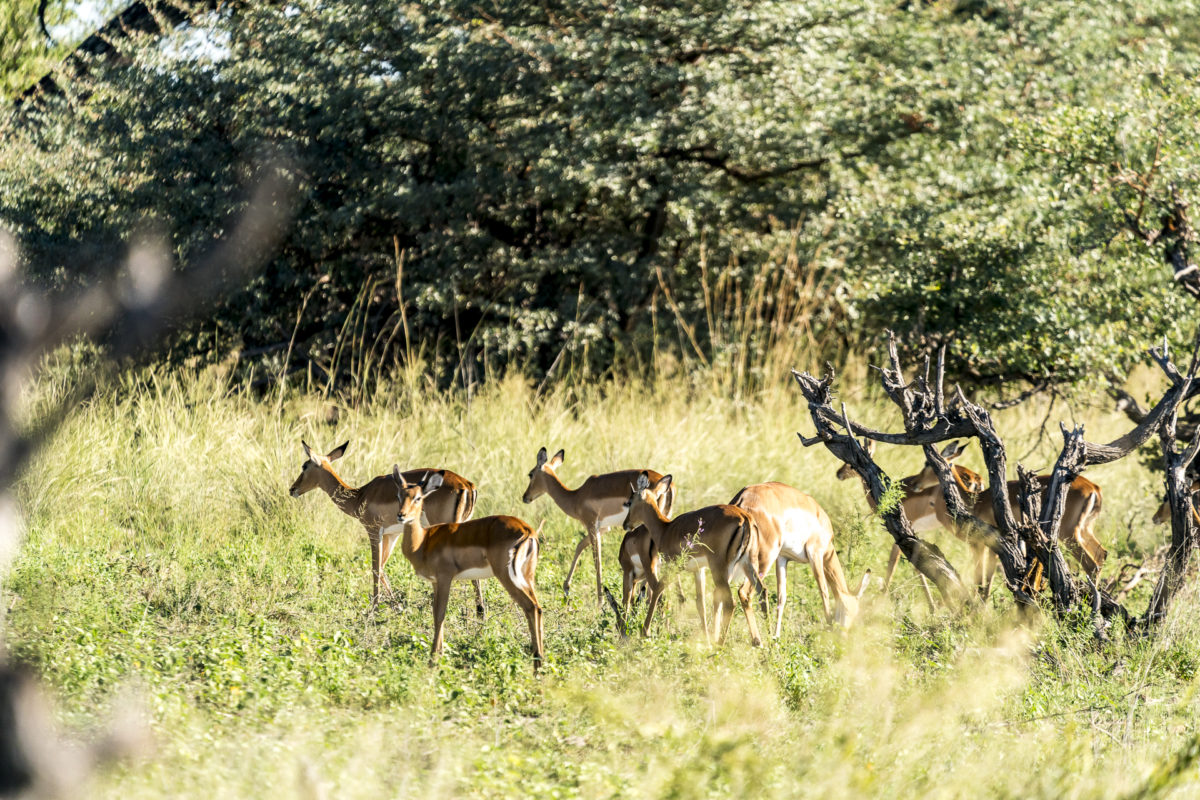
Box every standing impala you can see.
[522,447,675,605]
[730,482,870,634]
[840,440,1106,600]
[289,441,484,612]
[932,471,1106,595]
[393,469,545,670]
[619,472,763,646]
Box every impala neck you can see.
[634,499,671,538]
[314,466,361,518]
[400,516,428,566]
[853,475,879,511]
[541,469,582,517]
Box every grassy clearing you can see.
[6,357,1200,798]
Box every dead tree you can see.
[793,332,1200,629]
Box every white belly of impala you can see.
[597,511,627,530]
[909,512,941,532]
[456,566,494,581]
[630,554,644,576]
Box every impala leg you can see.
[807,549,834,625]
[918,575,936,612]
[737,577,763,647]
[380,533,401,601]
[983,549,998,598]
[430,579,452,666]
[473,581,486,619]
[563,534,591,599]
[693,567,710,645]
[882,543,902,593]
[588,527,604,608]
[972,542,986,598]
[641,563,665,637]
[496,570,544,672]
[712,574,736,646]
[622,566,635,613]
[774,558,788,639]
[368,531,383,610]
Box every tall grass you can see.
[5,352,1200,798]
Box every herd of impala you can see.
[288,438,1129,671]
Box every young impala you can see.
[730,482,870,634]
[393,469,545,670]
[619,472,764,646]
[522,447,675,606]
[288,441,483,612]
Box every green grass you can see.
[7,359,1200,798]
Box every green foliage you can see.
[6,1,1200,389]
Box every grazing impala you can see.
[288,441,483,612]
[393,469,545,669]
[619,472,763,645]
[730,482,870,634]
[522,447,675,605]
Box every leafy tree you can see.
[2,0,1199,391]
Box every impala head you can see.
[622,471,672,531]
[393,466,444,524]
[834,439,875,481]
[1153,479,1200,525]
[910,440,981,492]
[289,440,349,497]
[522,446,564,503]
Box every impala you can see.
[1152,479,1200,526]
[930,471,1105,595]
[288,441,483,612]
[730,482,870,634]
[840,440,1106,600]
[393,469,545,669]
[619,472,763,646]
[522,447,675,605]
[836,440,973,608]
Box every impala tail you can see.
[455,484,478,523]
[508,530,540,593]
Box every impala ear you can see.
[392,464,407,489]
[535,447,548,467]
[422,472,444,495]
[862,439,876,457]
[635,471,651,492]
[549,449,565,469]
[328,441,349,461]
[941,440,966,460]
[654,474,673,495]
[302,440,316,462]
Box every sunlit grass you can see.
[6,356,1200,798]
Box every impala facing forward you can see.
[394,469,545,670]
[619,472,763,646]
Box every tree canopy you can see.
[1,0,1199,390]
